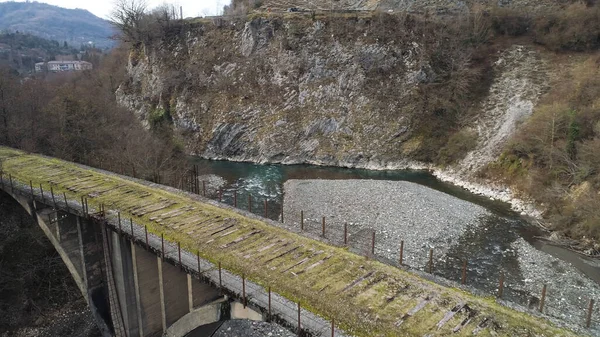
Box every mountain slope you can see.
[0,2,115,49]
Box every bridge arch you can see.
[0,188,249,337]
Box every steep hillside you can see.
[229,0,570,13]
[0,2,115,49]
[117,3,600,250]
[118,12,492,167]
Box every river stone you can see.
[282,179,490,268]
[212,320,295,337]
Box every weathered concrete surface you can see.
[160,258,189,328]
[132,245,163,337]
[110,232,140,336]
[164,299,226,337]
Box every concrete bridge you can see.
[0,146,581,337]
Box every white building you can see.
[35,61,93,73]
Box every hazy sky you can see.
[1,0,225,19]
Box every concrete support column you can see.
[109,231,139,336]
[158,257,189,330]
[187,274,194,313]
[132,245,162,337]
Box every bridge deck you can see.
[0,147,578,337]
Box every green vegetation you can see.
[486,56,600,249]
[0,32,79,73]
[437,129,478,165]
[0,147,582,337]
[0,44,186,186]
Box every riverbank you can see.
[202,153,592,255]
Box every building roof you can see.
[47,60,92,65]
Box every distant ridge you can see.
[0,1,115,49]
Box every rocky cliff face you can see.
[258,0,564,13]
[117,13,548,173]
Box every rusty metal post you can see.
[63,192,69,212]
[344,223,348,245]
[371,231,375,255]
[219,188,223,202]
[118,212,122,234]
[145,225,149,248]
[586,299,594,328]
[281,205,284,223]
[202,180,206,196]
[331,318,334,337]
[322,217,325,237]
[429,248,433,274]
[39,184,44,203]
[29,180,34,199]
[85,198,89,215]
[242,274,246,308]
[264,199,268,218]
[539,284,547,312]
[300,211,304,231]
[161,234,165,261]
[498,274,504,298]
[218,262,222,289]
[297,302,301,336]
[178,242,182,266]
[81,196,85,214]
[50,185,56,208]
[461,260,467,285]
[130,218,134,238]
[268,287,272,320]
[234,190,237,207]
[197,251,201,275]
[399,240,404,265]
[248,194,252,212]
[9,174,13,193]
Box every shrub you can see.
[533,3,600,51]
[437,128,478,165]
[490,7,531,37]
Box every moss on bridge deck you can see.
[0,147,580,337]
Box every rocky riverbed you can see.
[281,179,600,333]
[212,320,296,337]
[282,179,491,267]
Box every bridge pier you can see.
[132,242,163,336]
[159,257,190,330]
[109,231,140,336]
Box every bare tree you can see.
[109,0,148,45]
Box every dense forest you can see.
[0,44,186,186]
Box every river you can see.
[190,158,600,333]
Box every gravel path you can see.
[283,179,490,267]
